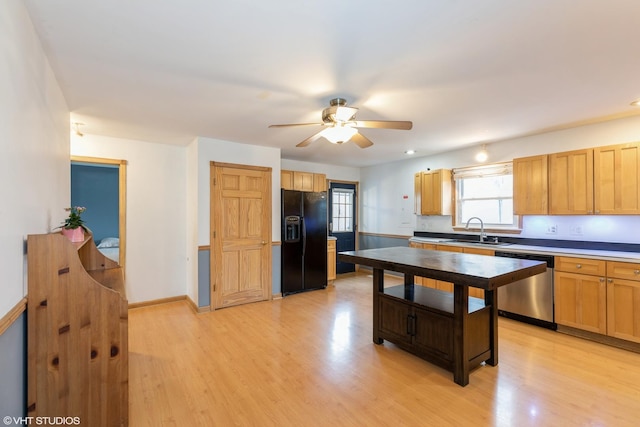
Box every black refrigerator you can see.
[281,189,328,295]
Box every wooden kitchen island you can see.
[338,246,546,386]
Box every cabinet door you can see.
[554,271,606,334]
[413,305,453,360]
[549,149,594,214]
[327,239,336,281]
[293,171,314,191]
[513,155,548,215]
[313,173,327,192]
[281,170,294,190]
[594,143,640,214]
[606,278,640,343]
[420,169,452,215]
[378,296,412,344]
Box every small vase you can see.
[61,227,85,243]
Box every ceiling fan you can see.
[268,98,413,148]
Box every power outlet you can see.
[570,225,583,235]
[546,225,558,235]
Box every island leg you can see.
[452,283,470,386]
[372,268,384,344]
[485,289,499,366]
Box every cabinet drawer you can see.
[607,261,640,281]
[555,256,606,276]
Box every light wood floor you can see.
[129,272,640,426]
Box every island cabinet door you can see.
[378,296,412,345]
[412,307,453,362]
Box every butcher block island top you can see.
[338,246,546,386]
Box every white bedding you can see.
[98,247,119,262]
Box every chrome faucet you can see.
[465,217,485,242]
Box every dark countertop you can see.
[410,233,640,262]
[338,246,546,290]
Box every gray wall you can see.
[359,234,410,250]
[0,313,26,418]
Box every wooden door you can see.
[594,142,640,214]
[513,154,548,215]
[549,149,593,214]
[211,163,272,309]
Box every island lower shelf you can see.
[378,285,491,373]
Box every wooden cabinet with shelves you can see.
[27,233,128,426]
[281,169,327,192]
[327,239,336,284]
[414,169,452,215]
[513,154,548,215]
[379,285,490,373]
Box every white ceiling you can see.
[23,0,640,167]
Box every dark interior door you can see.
[329,182,356,274]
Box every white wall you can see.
[70,134,187,303]
[361,115,640,242]
[197,137,282,245]
[185,138,199,304]
[0,0,69,318]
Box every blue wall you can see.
[71,164,119,243]
[0,312,27,419]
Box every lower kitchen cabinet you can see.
[554,270,607,334]
[555,256,640,343]
[606,261,640,343]
[327,239,336,284]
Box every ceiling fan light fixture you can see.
[321,125,358,144]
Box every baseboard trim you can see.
[0,297,27,336]
[557,325,640,354]
[186,296,211,313]
[272,293,283,300]
[128,295,187,310]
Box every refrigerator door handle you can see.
[301,217,306,257]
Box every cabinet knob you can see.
[607,278,613,283]
[576,264,582,269]
[261,241,268,245]
[634,270,640,275]
[600,278,605,282]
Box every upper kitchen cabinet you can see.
[594,142,640,215]
[415,169,452,215]
[281,170,326,192]
[549,149,594,215]
[513,155,548,215]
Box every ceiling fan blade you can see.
[352,120,413,130]
[351,132,374,149]
[268,123,323,128]
[296,130,326,147]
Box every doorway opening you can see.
[329,181,358,274]
[71,156,127,269]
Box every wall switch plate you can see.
[546,225,558,234]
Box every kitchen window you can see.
[453,162,518,229]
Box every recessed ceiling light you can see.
[405,149,416,155]
[631,99,640,107]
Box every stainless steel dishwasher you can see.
[495,251,556,330]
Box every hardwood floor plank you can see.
[128,272,640,426]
